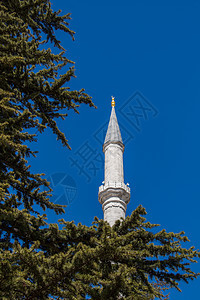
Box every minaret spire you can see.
[98,97,130,226]
[111,96,115,107]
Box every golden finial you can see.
[111,96,115,107]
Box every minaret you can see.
[98,97,130,226]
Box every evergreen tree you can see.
[0,1,199,299]
[0,0,94,249]
[1,206,199,299]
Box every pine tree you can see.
[1,206,199,299]
[0,0,94,249]
[0,1,199,299]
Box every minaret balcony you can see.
[98,182,130,205]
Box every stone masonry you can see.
[98,98,130,226]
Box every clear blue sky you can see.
[31,0,200,298]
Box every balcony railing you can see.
[99,182,130,194]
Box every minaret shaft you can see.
[104,143,124,183]
[98,98,130,226]
[103,196,126,226]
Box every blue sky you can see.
[30,0,200,298]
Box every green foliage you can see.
[0,206,199,299]
[0,1,199,299]
[0,0,95,223]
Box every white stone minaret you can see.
[98,97,130,226]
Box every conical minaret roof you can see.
[104,97,123,145]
